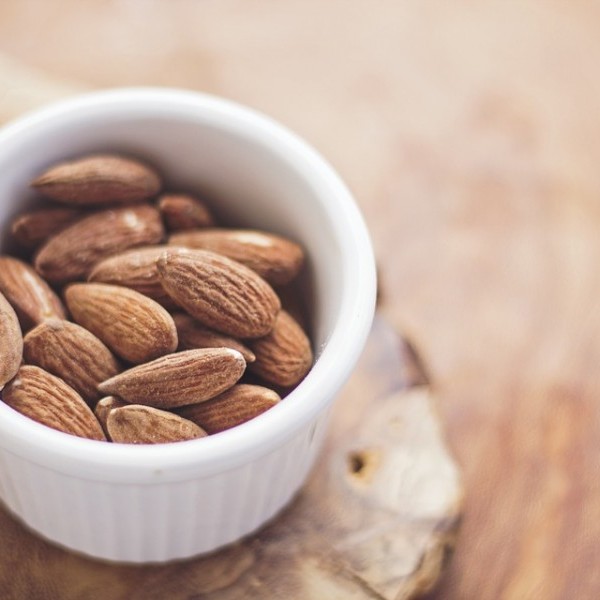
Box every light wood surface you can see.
[0,1,599,597]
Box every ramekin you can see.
[0,88,376,562]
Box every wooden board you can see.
[0,316,461,600]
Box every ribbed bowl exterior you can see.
[0,411,329,563]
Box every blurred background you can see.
[2,1,600,598]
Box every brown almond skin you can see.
[23,319,121,405]
[177,384,280,434]
[95,396,128,437]
[2,365,106,441]
[249,310,313,387]
[0,256,66,330]
[34,204,165,284]
[11,207,82,250]
[169,228,304,286]
[0,291,23,389]
[65,283,178,364]
[158,194,215,231]
[107,405,207,444]
[157,249,281,339]
[88,245,188,308]
[98,348,246,409]
[31,154,162,205]
[173,312,255,363]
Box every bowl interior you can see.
[0,104,344,349]
[0,89,376,479]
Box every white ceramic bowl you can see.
[0,88,376,562]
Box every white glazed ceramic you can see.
[0,88,376,563]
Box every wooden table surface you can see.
[0,2,599,598]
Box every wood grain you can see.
[0,316,460,599]
[0,1,598,595]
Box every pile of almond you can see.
[0,154,313,444]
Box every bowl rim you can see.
[0,87,376,482]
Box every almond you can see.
[0,256,66,330]
[94,396,127,436]
[31,154,161,205]
[23,319,120,405]
[157,249,280,338]
[65,283,178,364]
[2,365,106,441]
[169,228,304,285]
[177,384,280,434]
[87,245,188,308]
[158,193,215,231]
[173,312,255,363]
[107,405,207,444]
[11,207,82,251]
[0,291,23,389]
[35,205,165,284]
[98,348,246,409]
[249,310,313,387]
